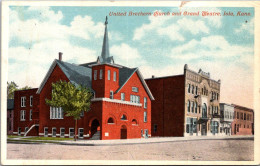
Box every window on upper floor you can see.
[30,110,32,121]
[195,102,197,113]
[144,111,147,122]
[195,86,198,95]
[110,91,113,99]
[100,69,103,79]
[191,85,194,94]
[234,111,236,119]
[113,71,116,81]
[20,110,26,121]
[108,70,111,80]
[30,96,33,107]
[191,101,194,113]
[237,112,239,119]
[187,100,190,112]
[241,113,243,120]
[50,107,64,119]
[188,84,191,93]
[130,95,140,104]
[144,97,147,108]
[132,87,138,92]
[121,93,125,101]
[94,70,97,80]
[244,113,246,120]
[21,97,26,107]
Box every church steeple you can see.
[97,16,114,64]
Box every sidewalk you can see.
[8,135,254,146]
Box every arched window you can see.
[216,93,219,100]
[107,117,114,124]
[188,84,191,93]
[121,114,127,120]
[132,119,137,125]
[191,101,194,113]
[187,100,190,112]
[195,86,198,95]
[192,85,194,94]
[202,103,207,118]
[195,102,197,113]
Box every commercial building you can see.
[219,103,234,136]
[12,17,154,140]
[232,104,254,135]
[145,64,221,137]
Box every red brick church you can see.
[12,17,154,140]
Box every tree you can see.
[45,80,92,141]
[7,81,32,99]
[7,81,18,99]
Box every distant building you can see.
[231,104,254,135]
[145,64,221,137]
[13,88,40,136]
[219,103,234,136]
[7,99,14,135]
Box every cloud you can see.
[235,18,254,35]
[169,35,253,66]
[110,43,145,67]
[9,7,121,44]
[8,39,97,88]
[133,8,222,41]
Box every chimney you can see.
[59,52,62,61]
[152,75,155,78]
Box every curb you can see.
[7,136,254,146]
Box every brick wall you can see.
[146,75,185,137]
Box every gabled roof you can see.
[116,67,155,100]
[7,99,14,110]
[36,59,93,94]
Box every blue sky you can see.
[8,6,254,108]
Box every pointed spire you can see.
[100,16,110,63]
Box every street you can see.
[7,139,253,160]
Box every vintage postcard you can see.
[1,1,259,165]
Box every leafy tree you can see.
[45,80,92,141]
[7,81,32,99]
[7,81,18,99]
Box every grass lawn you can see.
[7,135,23,138]
[22,137,74,141]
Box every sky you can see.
[8,6,254,108]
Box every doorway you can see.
[201,122,207,136]
[91,119,100,137]
[120,125,127,139]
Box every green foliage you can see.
[45,80,92,120]
[7,81,32,99]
